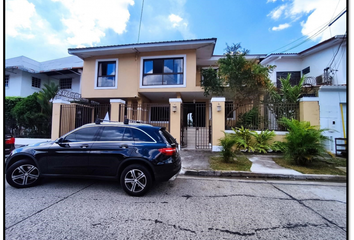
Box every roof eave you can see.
[68,38,217,59]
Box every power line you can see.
[137,0,145,43]
[267,8,346,54]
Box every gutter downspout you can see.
[340,103,346,138]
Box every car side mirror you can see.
[55,138,69,147]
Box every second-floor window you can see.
[142,57,184,86]
[96,59,118,88]
[276,71,301,88]
[60,78,72,89]
[32,77,41,88]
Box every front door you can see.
[181,102,210,149]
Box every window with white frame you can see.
[32,77,41,88]
[142,56,184,86]
[96,59,118,88]
[5,75,9,87]
[60,78,72,89]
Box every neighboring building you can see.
[5,55,83,98]
[261,35,347,153]
[260,35,346,88]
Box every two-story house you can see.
[67,38,267,149]
[5,55,83,99]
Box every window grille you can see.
[60,78,72,89]
[32,77,41,88]
[5,75,9,87]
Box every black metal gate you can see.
[181,102,211,149]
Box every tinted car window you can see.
[122,128,133,141]
[161,129,176,144]
[98,126,125,141]
[64,127,98,142]
[131,128,154,142]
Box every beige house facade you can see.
[50,38,321,152]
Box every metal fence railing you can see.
[225,102,299,131]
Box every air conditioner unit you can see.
[316,75,323,85]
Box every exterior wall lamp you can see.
[172,105,177,112]
[217,104,221,112]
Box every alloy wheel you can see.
[11,164,40,186]
[124,169,147,193]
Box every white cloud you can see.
[6,0,134,49]
[169,14,183,28]
[268,0,346,41]
[6,0,39,38]
[272,23,291,31]
[268,4,287,20]
[53,0,134,46]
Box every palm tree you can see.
[37,82,59,116]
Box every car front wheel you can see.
[6,159,40,188]
[120,164,152,196]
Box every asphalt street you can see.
[5,176,346,240]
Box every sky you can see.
[4,0,347,62]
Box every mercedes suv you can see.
[5,121,181,196]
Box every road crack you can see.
[271,184,346,232]
[143,218,196,234]
[209,222,332,237]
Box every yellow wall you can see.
[299,99,320,127]
[81,49,205,99]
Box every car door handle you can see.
[120,144,128,149]
[81,144,89,149]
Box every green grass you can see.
[273,157,347,175]
[209,155,252,171]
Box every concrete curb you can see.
[183,170,347,182]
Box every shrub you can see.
[253,130,276,153]
[231,126,255,152]
[279,117,330,165]
[271,141,286,153]
[219,132,237,162]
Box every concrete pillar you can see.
[169,98,182,145]
[110,99,126,122]
[211,97,225,152]
[51,99,71,140]
[127,100,133,120]
[137,99,143,122]
[299,97,320,127]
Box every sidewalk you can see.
[15,138,51,148]
[180,149,346,182]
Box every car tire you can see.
[120,164,152,196]
[6,159,40,188]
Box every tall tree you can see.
[201,43,275,103]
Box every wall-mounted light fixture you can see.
[172,105,177,112]
[217,104,221,112]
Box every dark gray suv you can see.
[5,122,181,196]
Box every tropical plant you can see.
[253,130,276,153]
[271,141,286,153]
[219,132,237,162]
[235,107,261,129]
[37,82,59,116]
[5,97,23,134]
[231,126,255,152]
[267,73,305,104]
[279,117,330,165]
